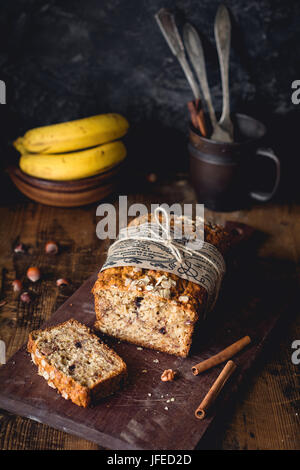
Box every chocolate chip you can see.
[159,327,166,335]
[135,297,143,308]
[68,364,75,372]
[75,341,82,348]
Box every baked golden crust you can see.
[27,319,127,408]
[93,266,205,318]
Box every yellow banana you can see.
[13,137,27,155]
[19,140,126,181]
[15,113,129,154]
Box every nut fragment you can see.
[45,241,59,254]
[161,369,177,382]
[40,344,56,355]
[20,291,31,303]
[56,278,69,287]
[27,267,41,282]
[12,279,22,292]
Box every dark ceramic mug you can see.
[188,113,280,211]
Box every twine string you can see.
[109,206,223,287]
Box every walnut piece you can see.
[161,369,177,382]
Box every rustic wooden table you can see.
[0,173,299,450]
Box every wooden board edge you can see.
[0,393,140,451]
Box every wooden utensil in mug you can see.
[183,23,230,142]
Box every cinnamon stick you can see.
[187,101,198,129]
[196,108,207,137]
[195,360,237,419]
[192,335,251,376]
[187,100,207,137]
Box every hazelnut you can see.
[56,278,69,287]
[12,279,22,292]
[146,172,158,183]
[161,369,177,382]
[20,292,31,303]
[14,243,25,253]
[27,267,41,282]
[45,241,59,255]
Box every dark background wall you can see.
[0,0,300,200]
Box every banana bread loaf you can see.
[27,318,127,407]
[93,214,233,357]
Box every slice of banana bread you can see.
[27,319,127,407]
[93,214,233,357]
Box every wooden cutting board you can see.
[0,240,290,450]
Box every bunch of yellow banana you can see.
[14,113,129,181]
